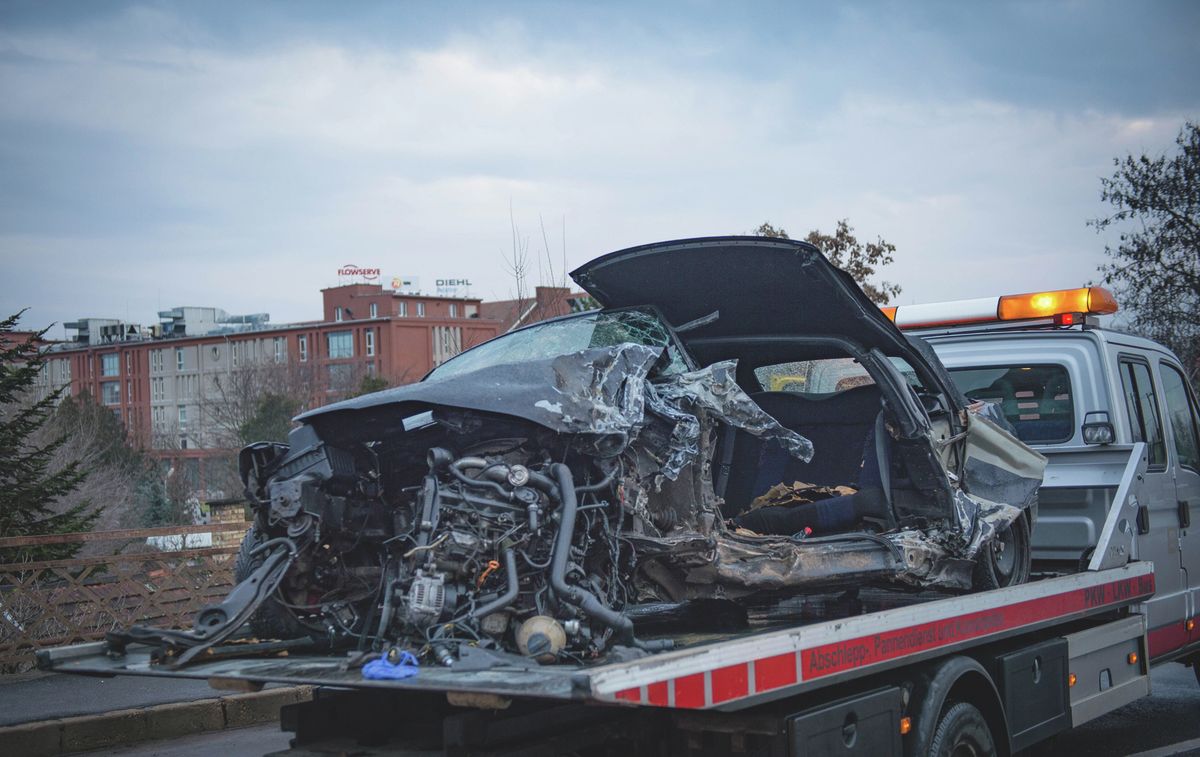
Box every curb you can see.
[0,685,312,756]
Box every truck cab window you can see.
[1119,360,1167,469]
[947,364,1074,444]
[1160,363,1200,473]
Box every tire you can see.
[234,524,308,640]
[972,512,1032,591]
[927,701,997,757]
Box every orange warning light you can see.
[998,287,1118,322]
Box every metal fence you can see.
[0,522,251,673]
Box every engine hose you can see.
[477,465,560,501]
[447,462,513,501]
[471,548,519,620]
[574,468,617,494]
[548,463,672,652]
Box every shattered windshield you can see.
[426,309,688,382]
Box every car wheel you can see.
[927,701,997,757]
[972,512,1031,591]
[234,524,308,640]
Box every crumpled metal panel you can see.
[647,360,815,479]
[639,528,972,594]
[532,344,660,434]
[954,489,1024,560]
[297,343,662,438]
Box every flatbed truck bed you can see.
[40,563,1163,755]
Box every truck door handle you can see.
[1179,500,1191,530]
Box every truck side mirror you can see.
[1082,411,1115,445]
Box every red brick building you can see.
[36,285,505,458]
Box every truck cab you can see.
[903,287,1200,665]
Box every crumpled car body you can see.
[143,237,1047,666]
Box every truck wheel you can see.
[234,524,308,640]
[926,701,996,757]
[972,513,1031,591]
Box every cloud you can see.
[0,4,1197,339]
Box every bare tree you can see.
[203,361,318,448]
[499,207,578,332]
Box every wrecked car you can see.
[121,237,1045,667]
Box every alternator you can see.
[406,570,446,627]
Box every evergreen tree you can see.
[0,312,99,562]
[138,469,185,527]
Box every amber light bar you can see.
[882,287,1118,330]
[997,287,1118,321]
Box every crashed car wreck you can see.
[116,237,1046,668]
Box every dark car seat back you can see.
[722,385,884,513]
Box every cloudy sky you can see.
[1,1,1197,338]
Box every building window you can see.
[126,352,132,371]
[101,381,120,405]
[150,350,162,373]
[398,301,408,317]
[417,302,426,318]
[370,302,378,318]
[178,405,187,425]
[365,329,375,357]
[327,363,353,390]
[432,326,463,366]
[127,381,133,402]
[101,353,119,377]
[273,337,284,363]
[449,303,458,318]
[327,331,353,359]
[335,306,344,322]
[176,348,185,371]
[179,436,188,450]
[299,335,308,362]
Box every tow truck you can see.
[38,285,1198,756]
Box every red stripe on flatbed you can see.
[603,572,1154,710]
[710,663,749,703]
[673,673,706,708]
[802,573,1155,679]
[754,652,798,692]
[647,680,669,706]
[615,687,640,703]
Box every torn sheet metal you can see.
[640,528,970,595]
[646,360,815,480]
[955,490,1024,560]
[300,343,663,438]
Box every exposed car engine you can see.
[239,413,688,664]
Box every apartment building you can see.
[35,284,503,457]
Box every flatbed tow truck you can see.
[37,286,1200,756]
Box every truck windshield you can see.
[426,309,688,381]
[948,364,1074,444]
